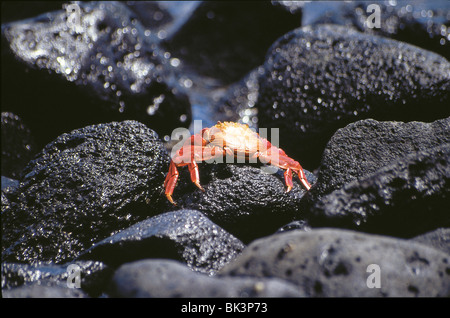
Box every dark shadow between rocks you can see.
[77,237,181,269]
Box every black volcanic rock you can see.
[212,67,262,129]
[1,1,191,147]
[173,162,316,243]
[305,143,450,238]
[2,120,171,265]
[256,24,450,169]
[219,228,450,297]
[1,260,112,297]
[78,209,245,275]
[410,228,450,255]
[301,0,450,60]
[2,284,88,298]
[108,258,304,298]
[302,117,450,205]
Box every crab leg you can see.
[188,160,204,192]
[164,160,180,205]
[277,151,311,191]
[284,167,294,192]
[164,159,205,205]
[257,140,311,191]
[165,132,207,205]
[165,142,226,205]
[294,163,311,191]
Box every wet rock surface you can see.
[301,117,450,206]
[301,0,450,60]
[175,163,316,243]
[1,260,112,298]
[77,209,245,275]
[1,176,19,191]
[108,259,304,298]
[1,1,191,147]
[2,120,170,265]
[305,143,450,237]
[410,228,450,255]
[219,228,450,297]
[2,284,89,298]
[256,24,450,168]
[212,67,262,129]
[2,1,450,299]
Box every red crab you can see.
[164,121,311,205]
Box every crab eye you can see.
[209,135,215,141]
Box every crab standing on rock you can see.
[164,121,311,205]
